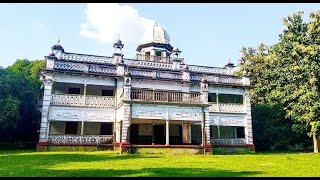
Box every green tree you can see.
[0,59,45,143]
[237,11,320,153]
[267,11,320,153]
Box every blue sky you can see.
[0,3,319,68]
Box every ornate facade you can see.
[37,24,254,153]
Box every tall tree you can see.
[238,11,320,153]
[0,59,45,143]
[268,11,320,153]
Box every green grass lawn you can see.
[0,149,319,177]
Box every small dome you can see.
[113,39,124,49]
[173,47,179,52]
[51,40,64,52]
[141,23,170,45]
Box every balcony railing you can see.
[130,89,202,104]
[48,135,113,145]
[209,103,246,113]
[210,138,247,146]
[51,94,115,108]
[136,54,171,63]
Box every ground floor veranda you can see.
[46,119,247,147]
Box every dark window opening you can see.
[218,94,243,104]
[155,51,162,57]
[145,52,151,60]
[208,93,217,102]
[210,126,219,138]
[100,123,113,135]
[236,127,245,138]
[68,88,80,95]
[65,122,78,134]
[102,90,114,96]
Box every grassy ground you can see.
[0,149,319,177]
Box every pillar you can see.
[83,83,87,105]
[204,107,211,145]
[37,78,53,149]
[121,103,131,143]
[182,65,190,82]
[80,122,85,136]
[166,119,169,146]
[182,122,191,144]
[244,89,253,145]
[201,108,205,146]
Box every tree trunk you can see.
[313,132,319,153]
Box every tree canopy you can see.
[0,59,45,143]
[238,11,320,153]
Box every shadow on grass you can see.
[0,168,261,177]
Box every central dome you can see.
[137,23,173,53]
[141,23,170,45]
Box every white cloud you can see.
[80,3,155,44]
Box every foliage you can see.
[252,103,311,151]
[0,59,45,142]
[237,11,320,152]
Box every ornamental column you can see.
[244,88,254,146]
[37,78,53,150]
[200,78,209,145]
[165,107,170,146]
[172,47,182,70]
[121,72,132,143]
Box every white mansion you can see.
[37,24,254,153]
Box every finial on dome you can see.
[225,58,235,68]
[113,35,124,53]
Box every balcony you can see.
[210,138,247,146]
[51,94,115,108]
[48,135,113,145]
[209,103,246,113]
[130,89,202,104]
[135,54,184,63]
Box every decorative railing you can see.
[135,54,171,63]
[54,61,87,72]
[48,135,113,145]
[190,74,244,85]
[51,94,115,108]
[129,69,156,78]
[128,69,182,80]
[210,138,246,146]
[89,65,117,74]
[209,103,245,113]
[189,65,228,75]
[130,89,202,104]
[53,61,116,74]
[61,53,114,65]
[159,72,182,79]
[125,59,173,70]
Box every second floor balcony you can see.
[51,94,115,108]
[130,89,202,104]
[49,82,115,108]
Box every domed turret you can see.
[136,23,174,62]
[140,23,170,45]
